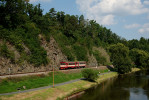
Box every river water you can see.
[76,70,149,100]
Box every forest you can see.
[0,0,149,74]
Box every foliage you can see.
[0,0,129,66]
[128,37,149,53]
[0,0,149,71]
[53,32,75,61]
[73,44,88,61]
[130,49,149,68]
[0,43,15,62]
[81,69,98,81]
[93,50,107,65]
[108,43,132,74]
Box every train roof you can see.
[60,61,86,63]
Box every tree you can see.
[0,43,14,62]
[0,0,29,28]
[56,11,65,26]
[81,69,98,81]
[0,0,149,71]
[49,8,56,18]
[108,43,132,74]
[73,44,88,61]
[130,49,149,68]
[79,15,85,27]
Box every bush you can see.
[93,50,107,65]
[81,69,98,81]
[117,65,131,74]
[0,43,15,62]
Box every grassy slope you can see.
[0,69,109,94]
[131,68,141,72]
[0,72,82,94]
[0,72,118,100]
[0,68,140,100]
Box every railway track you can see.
[0,68,84,79]
[0,71,50,79]
[0,66,109,79]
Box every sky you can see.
[30,0,149,40]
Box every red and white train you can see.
[59,61,86,70]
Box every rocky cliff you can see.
[0,35,109,75]
[0,35,68,75]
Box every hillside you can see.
[0,0,149,75]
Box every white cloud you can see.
[125,23,149,34]
[138,23,149,34]
[144,0,149,5]
[101,15,116,25]
[76,0,149,25]
[125,24,140,29]
[29,0,52,3]
[139,29,145,33]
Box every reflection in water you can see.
[129,88,148,100]
[76,70,149,100]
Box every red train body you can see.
[59,61,86,70]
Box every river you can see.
[75,70,149,100]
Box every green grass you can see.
[88,69,109,74]
[0,72,82,94]
[0,69,109,94]
[99,69,109,73]
[0,72,118,100]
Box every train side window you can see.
[80,62,85,64]
[68,63,75,65]
[61,63,66,65]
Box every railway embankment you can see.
[0,66,110,79]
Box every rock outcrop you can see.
[39,35,68,70]
[0,35,68,75]
[87,54,98,67]
[0,35,110,75]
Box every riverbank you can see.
[0,68,140,100]
[76,69,149,100]
[0,68,110,94]
[131,68,141,72]
[0,72,117,100]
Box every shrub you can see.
[117,65,131,74]
[93,50,107,65]
[0,43,15,62]
[81,69,98,81]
